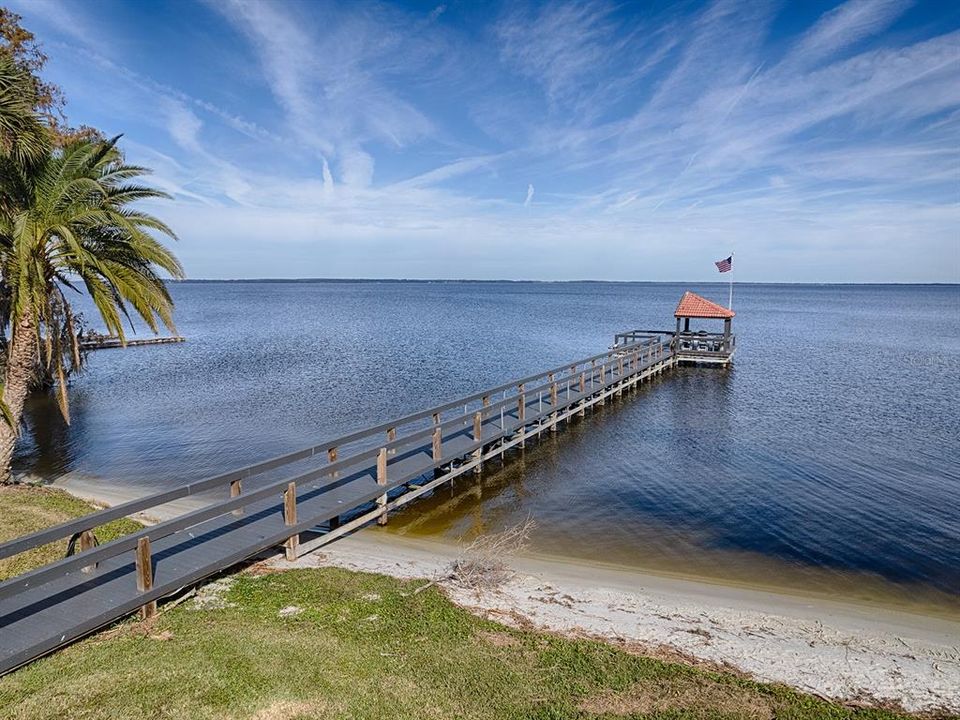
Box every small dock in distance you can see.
[0,290,735,675]
[78,334,185,351]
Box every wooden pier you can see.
[0,294,735,675]
[78,335,185,351]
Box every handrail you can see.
[0,337,672,601]
[0,336,661,562]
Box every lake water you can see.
[16,281,960,614]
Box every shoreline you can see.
[47,473,960,714]
[281,531,960,714]
[51,470,959,619]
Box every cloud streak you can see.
[12,0,959,282]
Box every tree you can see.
[0,51,47,166]
[0,8,98,147]
[0,10,180,481]
[0,138,184,481]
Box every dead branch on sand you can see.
[446,517,536,590]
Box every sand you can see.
[275,533,960,715]
[52,474,960,714]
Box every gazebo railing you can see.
[675,332,735,354]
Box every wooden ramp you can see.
[0,333,680,675]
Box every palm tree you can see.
[0,51,47,166]
[0,137,183,481]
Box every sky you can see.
[7,0,960,282]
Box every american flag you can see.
[715,255,732,273]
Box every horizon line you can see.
[169,278,960,286]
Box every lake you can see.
[16,281,960,614]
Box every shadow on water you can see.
[18,393,76,479]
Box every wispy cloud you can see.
[11,0,959,281]
[211,0,440,187]
[785,0,914,68]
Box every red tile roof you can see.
[674,291,735,319]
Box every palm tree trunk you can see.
[0,314,38,483]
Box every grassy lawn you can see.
[0,485,142,582]
[0,487,934,720]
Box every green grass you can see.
[0,568,928,720]
[0,487,944,720]
[0,485,142,581]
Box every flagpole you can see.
[728,252,734,310]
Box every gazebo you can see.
[673,291,736,364]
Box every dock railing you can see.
[0,335,674,609]
[674,331,736,359]
[615,329,735,364]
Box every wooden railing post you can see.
[386,427,396,455]
[328,446,339,479]
[135,537,156,619]
[472,411,483,473]
[599,362,607,404]
[76,530,98,574]
[377,448,388,525]
[517,383,526,447]
[549,376,558,431]
[283,482,299,560]
[230,479,243,516]
[432,426,442,461]
[578,372,586,416]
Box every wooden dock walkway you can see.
[0,325,726,675]
[78,335,185,351]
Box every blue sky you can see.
[9,0,960,281]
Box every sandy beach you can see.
[278,532,960,715]
[50,472,960,715]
